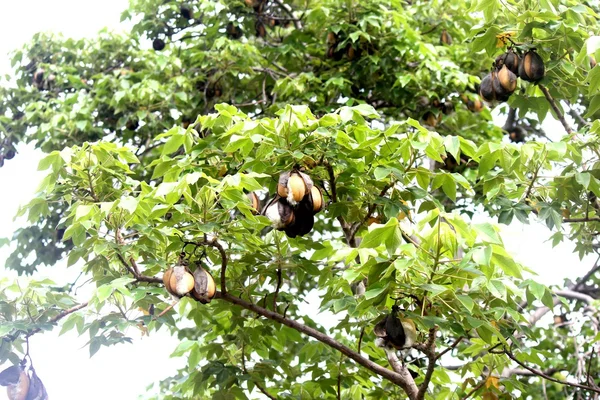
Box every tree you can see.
[1,0,600,398]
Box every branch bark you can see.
[416,327,438,400]
[218,291,419,398]
[539,84,574,135]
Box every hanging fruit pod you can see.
[191,266,216,304]
[277,170,313,206]
[163,265,195,297]
[25,367,47,400]
[440,30,453,45]
[479,70,512,103]
[309,186,323,213]
[495,49,520,74]
[246,192,261,214]
[4,367,29,400]
[518,50,545,82]
[284,200,314,238]
[497,65,517,93]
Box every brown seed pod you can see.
[508,126,526,143]
[327,31,337,46]
[226,22,243,39]
[496,49,520,74]
[479,73,495,102]
[497,64,517,93]
[191,266,216,304]
[278,170,313,205]
[255,20,266,38]
[284,199,314,238]
[491,70,512,101]
[309,186,323,213]
[153,38,165,51]
[346,44,362,61]
[247,192,261,214]
[518,50,545,82]
[423,111,441,127]
[468,97,483,112]
[32,69,44,86]
[440,101,454,115]
[440,30,453,45]
[6,370,29,400]
[163,266,195,297]
[0,365,22,386]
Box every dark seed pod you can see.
[423,111,441,127]
[508,126,526,143]
[284,198,314,238]
[226,22,243,39]
[180,4,192,20]
[479,73,495,102]
[440,30,453,45]
[440,101,454,115]
[497,65,517,93]
[346,44,361,61]
[264,196,295,229]
[518,50,545,82]
[247,192,261,214]
[0,365,22,386]
[5,148,16,160]
[25,367,48,400]
[126,119,139,131]
[33,69,44,85]
[326,32,337,46]
[496,49,520,74]
[468,97,483,112]
[153,38,166,51]
[491,71,512,102]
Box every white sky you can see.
[0,1,596,399]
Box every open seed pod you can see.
[496,49,520,74]
[465,96,483,112]
[497,64,517,93]
[440,101,454,115]
[247,192,261,214]
[25,368,47,400]
[5,368,29,400]
[0,365,22,387]
[226,22,243,40]
[478,73,495,102]
[163,265,195,297]
[309,186,323,213]
[440,30,453,45]
[191,266,216,304]
[518,50,545,82]
[423,111,441,127]
[508,126,526,143]
[264,196,295,229]
[277,170,313,205]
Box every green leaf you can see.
[359,218,398,249]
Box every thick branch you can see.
[218,291,418,398]
[503,349,600,394]
[563,216,600,223]
[417,327,438,400]
[115,252,162,284]
[539,84,573,135]
[384,348,420,399]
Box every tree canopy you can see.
[2,0,600,399]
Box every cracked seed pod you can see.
[25,368,47,400]
[6,369,29,400]
[247,192,260,214]
[180,4,192,20]
[466,97,483,112]
[497,65,517,93]
[226,22,243,40]
[423,111,441,127]
[277,170,313,205]
[518,50,545,82]
[255,20,266,38]
[309,186,323,213]
[326,31,337,46]
[0,365,22,386]
[374,306,417,350]
[479,73,495,102]
[590,56,597,69]
[191,266,216,304]
[440,101,454,115]
[264,196,295,229]
[440,30,452,45]
[496,49,520,74]
[491,71,512,101]
[508,126,526,143]
[163,265,195,297]
[32,69,44,86]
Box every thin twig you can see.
[242,342,277,400]
[435,336,464,361]
[273,268,282,311]
[539,84,574,135]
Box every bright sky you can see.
[0,2,596,400]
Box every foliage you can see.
[2,0,600,399]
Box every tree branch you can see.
[272,0,302,29]
[417,327,438,400]
[217,291,418,398]
[435,336,464,361]
[503,348,600,394]
[563,216,600,223]
[384,348,420,399]
[539,84,574,135]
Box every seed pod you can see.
[518,50,545,82]
[284,199,314,238]
[0,365,22,386]
[247,192,260,214]
[278,170,313,205]
[309,186,323,213]
[440,30,452,45]
[191,267,216,304]
[468,97,483,112]
[25,368,47,400]
[5,148,15,160]
[496,49,520,74]
[590,56,597,69]
[33,69,44,86]
[163,265,195,297]
[423,111,441,127]
[497,65,517,93]
[255,21,266,38]
[326,32,337,46]
[264,196,295,229]
[346,44,361,61]
[491,71,512,101]
[6,370,29,400]
[125,119,139,131]
[226,22,243,40]
[440,101,454,115]
[153,38,166,51]
[508,126,526,143]
[180,4,192,20]
[479,73,495,102]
